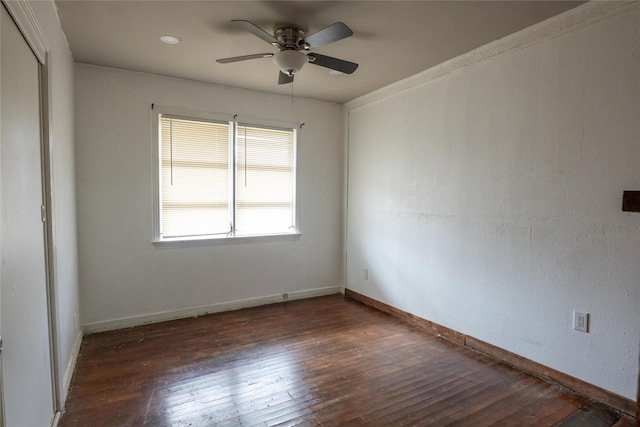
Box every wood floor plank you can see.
[485,385,582,426]
[610,415,636,427]
[59,295,632,427]
[555,402,621,427]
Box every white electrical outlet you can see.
[573,310,588,333]
[363,268,369,280]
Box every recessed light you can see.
[160,35,180,45]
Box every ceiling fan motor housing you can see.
[274,26,308,49]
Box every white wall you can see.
[25,0,80,406]
[345,3,639,400]
[75,65,344,328]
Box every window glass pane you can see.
[235,125,295,235]
[160,116,229,238]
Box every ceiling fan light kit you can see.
[217,20,358,84]
[273,50,308,77]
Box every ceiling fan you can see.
[216,20,358,84]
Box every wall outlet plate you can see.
[363,268,369,280]
[573,310,588,333]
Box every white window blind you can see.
[158,114,296,240]
[160,116,230,238]
[235,125,295,236]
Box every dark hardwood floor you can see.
[60,294,635,427]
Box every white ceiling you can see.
[55,1,584,104]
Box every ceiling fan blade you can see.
[301,22,353,49]
[216,53,274,64]
[307,53,358,74]
[278,71,294,85]
[232,20,282,47]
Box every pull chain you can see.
[291,80,294,106]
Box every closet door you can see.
[1,4,55,426]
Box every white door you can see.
[1,4,55,426]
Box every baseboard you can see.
[50,411,60,427]
[84,286,341,334]
[61,329,83,400]
[345,289,636,417]
[52,329,82,427]
[463,336,635,417]
[637,373,640,422]
[345,289,466,345]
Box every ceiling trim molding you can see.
[345,0,637,110]
[2,0,50,64]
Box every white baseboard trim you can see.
[53,328,83,427]
[50,411,61,427]
[84,286,341,334]
[61,329,83,402]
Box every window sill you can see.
[152,233,302,249]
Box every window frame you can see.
[151,107,301,248]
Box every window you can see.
[155,112,297,244]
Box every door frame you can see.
[0,0,61,424]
